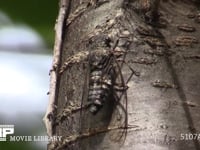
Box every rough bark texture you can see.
[46,0,200,149]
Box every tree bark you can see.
[44,0,200,149]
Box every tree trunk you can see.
[44,0,200,149]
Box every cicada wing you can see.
[108,53,128,143]
[79,55,90,134]
[108,87,128,143]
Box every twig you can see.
[43,0,70,136]
[53,125,139,150]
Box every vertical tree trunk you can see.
[44,0,200,149]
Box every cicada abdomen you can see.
[88,51,117,114]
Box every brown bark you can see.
[44,0,200,149]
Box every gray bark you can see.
[45,0,200,149]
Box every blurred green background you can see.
[0,0,58,48]
[0,0,58,150]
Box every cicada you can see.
[79,38,138,144]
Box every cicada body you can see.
[87,51,117,114]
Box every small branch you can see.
[43,0,70,136]
[50,124,139,150]
[55,104,89,124]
